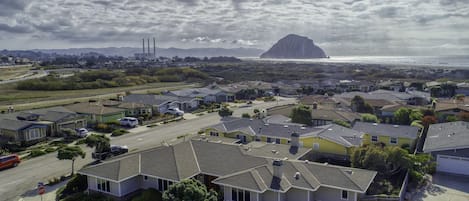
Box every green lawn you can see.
[0,82,196,111]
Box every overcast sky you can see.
[0,0,468,55]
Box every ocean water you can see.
[244,55,469,68]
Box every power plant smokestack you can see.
[147,38,150,55]
[142,38,145,54]
[153,37,156,58]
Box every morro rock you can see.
[260,34,327,59]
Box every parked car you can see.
[166,107,184,116]
[76,128,89,138]
[0,154,20,170]
[119,117,138,128]
[92,145,129,160]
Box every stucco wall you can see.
[363,134,415,149]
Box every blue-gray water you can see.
[244,55,469,68]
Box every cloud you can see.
[0,0,467,56]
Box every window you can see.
[232,188,250,201]
[371,135,378,142]
[275,138,281,144]
[143,176,148,181]
[390,137,398,144]
[158,179,163,191]
[313,143,320,150]
[267,137,272,143]
[341,190,348,200]
[97,178,110,192]
[210,131,219,137]
[29,129,41,140]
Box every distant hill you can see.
[33,47,264,58]
[260,34,327,59]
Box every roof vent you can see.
[294,172,301,180]
[249,118,253,121]
[271,150,278,154]
[300,126,306,130]
[304,160,309,164]
[327,128,333,131]
[324,162,328,165]
[264,123,269,126]
[284,125,288,128]
[372,123,378,126]
[393,125,399,128]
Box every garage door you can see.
[437,155,469,175]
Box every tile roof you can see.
[423,121,469,152]
[353,122,419,139]
[79,140,376,193]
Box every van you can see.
[0,154,20,170]
[119,117,138,128]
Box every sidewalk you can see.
[19,180,68,201]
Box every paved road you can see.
[0,70,48,85]
[0,98,295,201]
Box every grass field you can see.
[0,82,196,111]
[0,66,33,81]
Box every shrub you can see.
[361,114,379,123]
[56,174,88,200]
[333,119,351,128]
[111,129,129,137]
[45,147,57,153]
[241,113,251,118]
[48,177,61,185]
[132,189,162,201]
[29,149,47,158]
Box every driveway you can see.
[412,173,469,201]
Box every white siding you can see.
[314,187,356,201]
[141,176,159,189]
[87,176,120,196]
[119,176,141,196]
[261,191,278,201]
[223,186,232,201]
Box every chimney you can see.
[290,132,300,148]
[273,159,283,179]
[312,102,318,109]
[142,38,145,54]
[153,37,156,58]
[147,38,150,55]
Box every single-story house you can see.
[207,117,364,159]
[167,86,234,103]
[423,121,469,175]
[456,82,469,96]
[122,94,199,113]
[65,103,126,124]
[434,99,469,121]
[299,95,339,110]
[0,107,87,137]
[0,119,48,146]
[310,109,361,127]
[353,122,420,150]
[78,139,377,201]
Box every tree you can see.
[333,119,351,128]
[218,106,233,117]
[57,146,86,175]
[241,113,251,118]
[351,96,374,113]
[409,109,423,122]
[162,179,217,201]
[291,105,312,126]
[361,114,379,123]
[394,108,411,125]
[84,134,111,153]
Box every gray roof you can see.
[169,87,223,98]
[40,111,80,122]
[353,122,419,139]
[65,103,126,115]
[209,117,321,139]
[122,94,180,106]
[423,121,469,152]
[79,139,376,193]
[241,141,312,160]
[0,119,37,131]
[311,124,364,147]
[311,109,361,122]
[213,159,376,193]
[0,106,76,121]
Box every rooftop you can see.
[352,122,419,139]
[423,121,469,152]
[65,103,125,115]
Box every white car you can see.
[166,108,184,116]
[119,117,138,128]
[76,128,89,138]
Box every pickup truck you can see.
[92,145,129,160]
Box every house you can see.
[122,94,199,113]
[353,122,420,150]
[78,139,377,201]
[0,119,48,146]
[167,86,234,103]
[379,104,422,122]
[434,98,469,121]
[207,118,364,159]
[299,95,339,110]
[309,109,361,127]
[65,103,126,125]
[0,107,87,137]
[456,82,469,96]
[423,121,469,176]
[335,90,431,108]
[102,100,153,117]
